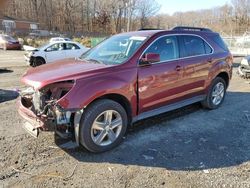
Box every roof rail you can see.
[138,28,163,31]
[172,26,213,32]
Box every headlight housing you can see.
[41,80,75,101]
[31,80,75,113]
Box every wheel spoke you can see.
[218,88,224,95]
[108,130,116,142]
[92,121,105,131]
[104,110,113,124]
[213,97,217,104]
[212,82,225,105]
[91,109,123,146]
[111,117,122,129]
[212,92,217,97]
[95,130,107,145]
[215,96,220,104]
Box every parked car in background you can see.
[0,34,21,50]
[19,27,233,152]
[238,56,250,78]
[49,37,71,43]
[24,41,89,66]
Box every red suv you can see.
[18,27,233,152]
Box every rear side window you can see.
[212,35,229,51]
[65,43,80,50]
[179,35,213,58]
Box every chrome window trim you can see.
[138,33,214,65]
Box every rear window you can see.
[212,35,229,51]
[180,35,213,58]
[3,35,15,41]
[65,43,80,50]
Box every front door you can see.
[138,35,183,114]
[45,42,66,63]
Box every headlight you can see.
[32,80,75,113]
[41,80,75,101]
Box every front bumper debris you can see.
[17,85,82,145]
[17,97,44,137]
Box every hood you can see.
[22,58,109,90]
[23,45,38,51]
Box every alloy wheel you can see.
[212,82,225,106]
[91,110,123,146]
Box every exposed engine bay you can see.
[20,81,77,139]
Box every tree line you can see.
[3,0,160,35]
[2,0,250,36]
[151,0,250,36]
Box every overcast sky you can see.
[156,0,230,15]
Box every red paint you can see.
[20,30,233,121]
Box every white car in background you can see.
[24,41,89,67]
[49,37,71,43]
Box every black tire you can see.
[33,57,45,67]
[202,77,226,109]
[79,99,128,153]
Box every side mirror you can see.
[140,53,160,66]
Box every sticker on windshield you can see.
[129,36,147,41]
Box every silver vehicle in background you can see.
[238,56,250,78]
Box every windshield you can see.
[3,35,16,41]
[80,35,147,65]
[38,42,51,50]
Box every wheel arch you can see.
[30,56,46,67]
[87,93,133,126]
[36,56,46,62]
[216,72,229,88]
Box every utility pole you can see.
[81,1,84,33]
[86,0,90,31]
[127,0,133,32]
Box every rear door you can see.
[178,35,213,97]
[64,42,82,58]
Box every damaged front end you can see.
[18,80,82,144]
[238,57,250,79]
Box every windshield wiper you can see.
[86,58,104,64]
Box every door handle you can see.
[175,65,182,71]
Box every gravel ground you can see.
[0,50,249,188]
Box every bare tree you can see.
[7,0,250,36]
[135,0,160,28]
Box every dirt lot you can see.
[0,50,249,188]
